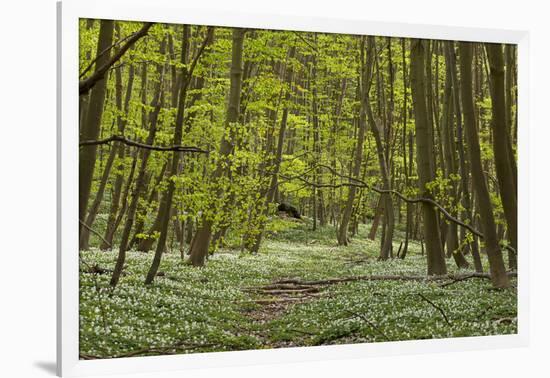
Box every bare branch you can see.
[417,293,452,326]
[80,22,153,96]
[79,32,136,79]
[280,163,484,239]
[79,219,111,248]
[344,310,389,340]
[79,135,209,154]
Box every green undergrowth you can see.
[79,218,517,358]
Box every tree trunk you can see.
[366,95,395,259]
[80,53,135,250]
[147,26,216,279]
[446,42,483,273]
[186,28,245,268]
[441,48,469,269]
[79,20,115,232]
[400,38,411,259]
[338,36,374,246]
[131,161,168,250]
[311,35,321,232]
[368,195,384,241]
[458,42,510,288]
[110,40,167,287]
[485,43,518,270]
[246,46,296,253]
[409,39,447,276]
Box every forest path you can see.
[240,271,330,347]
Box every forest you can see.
[78,19,518,359]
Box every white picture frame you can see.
[57,0,530,376]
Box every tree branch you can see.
[79,32,136,79]
[269,272,517,287]
[280,163,484,239]
[79,219,111,248]
[344,310,389,340]
[79,135,209,154]
[79,22,153,96]
[417,293,452,326]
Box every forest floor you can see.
[79,217,517,359]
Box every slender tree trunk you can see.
[505,45,519,184]
[110,40,167,287]
[186,28,245,268]
[80,54,135,250]
[368,195,383,241]
[311,35,321,232]
[147,26,216,279]
[246,46,296,253]
[485,43,518,270]
[458,42,510,288]
[446,42,483,272]
[338,37,374,246]
[131,161,168,250]
[79,20,115,232]
[409,39,447,276]
[441,51,469,269]
[366,87,395,258]
[79,19,96,132]
[400,38,411,259]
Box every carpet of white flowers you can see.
[79,219,517,358]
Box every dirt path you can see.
[240,282,327,348]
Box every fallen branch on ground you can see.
[243,287,321,295]
[344,310,389,340]
[417,293,452,326]
[438,272,517,288]
[254,297,310,305]
[266,272,517,288]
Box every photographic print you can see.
[77,18,518,360]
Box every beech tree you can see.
[409,39,447,276]
[485,43,518,270]
[187,28,246,268]
[79,20,115,230]
[78,21,518,292]
[458,41,510,288]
